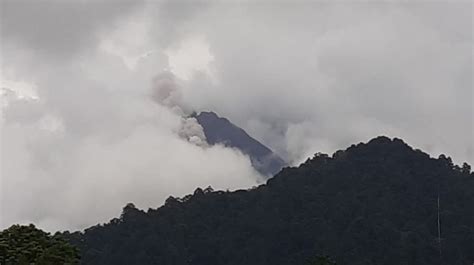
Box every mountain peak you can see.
[342,136,415,159]
[196,111,219,119]
[366,136,410,148]
[367,135,394,144]
[193,111,286,177]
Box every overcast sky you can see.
[1,0,472,231]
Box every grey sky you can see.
[1,0,472,231]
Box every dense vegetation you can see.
[0,224,79,264]
[63,137,473,264]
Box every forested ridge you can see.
[24,137,474,264]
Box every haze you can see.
[0,0,472,231]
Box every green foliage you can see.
[64,136,474,265]
[0,224,79,265]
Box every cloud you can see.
[0,0,145,60]
[0,1,261,230]
[0,58,261,231]
[165,36,215,80]
[1,0,472,231]
[173,1,473,165]
[151,71,207,146]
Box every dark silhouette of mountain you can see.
[65,136,474,265]
[192,111,286,177]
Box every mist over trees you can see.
[56,136,473,265]
[1,1,471,264]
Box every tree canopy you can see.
[0,224,79,265]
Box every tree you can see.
[461,162,471,174]
[0,224,79,265]
[438,154,454,168]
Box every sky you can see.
[0,0,472,231]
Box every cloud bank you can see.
[1,0,472,231]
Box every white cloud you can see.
[174,1,473,165]
[0,64,261,231]
[165,36,215,80]
[0,0,472,232]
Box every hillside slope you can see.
[193,111,286,177]
[67,137,474,265]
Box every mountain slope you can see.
[193,111,286,177]
[67,136,474,265]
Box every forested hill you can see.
[66,136,474,265]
